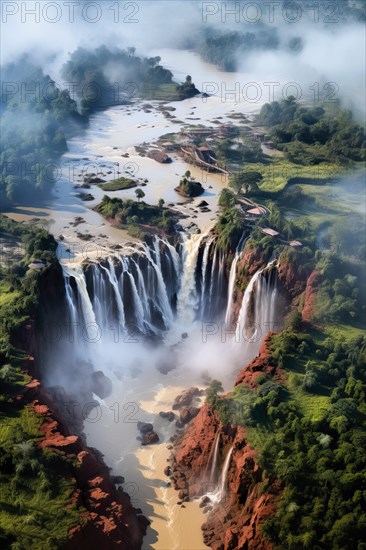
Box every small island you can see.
[94,192,181,239]
[99,177,137,191]
[174,170,205,198]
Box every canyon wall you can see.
[16,268,149,549]
[170,337,283,550]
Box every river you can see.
[14,49,271,549]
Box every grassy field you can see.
[255,159,340,193]
[0,408,80,549]
[0,218,83,548]
[99,177,137,191]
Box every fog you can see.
[1,1,365,114]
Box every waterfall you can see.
[60,238,280,369]
[209,432,220,483]
[200,236,215,312]
[101,259,126,328]
[219,446,233,499]
[224,234,247,327]
[224,253,240,327]
[63,265,97,328]
[61,237,183,341]
[174,233,206,327]
[142,241,175,328]
[235,261,279,345]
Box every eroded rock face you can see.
[17,315,148,550]
[141,431,160,445]
[235,334,286,390]
[91,371,113,399]
[277,257,310,298]
[179,406,200,424]
[173,387,201,410]
[302,270,322,323]
[28,393,149,550]
[170,339,284,550]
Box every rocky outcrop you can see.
[137,421,160,445]
[159,411,175,422]
[170,336,284,550]
[173,386,202,409]
[179,406,200,424]
[14,312,148,550]
[302,270,322,323]
[24,382,149,549]
[235,334,285,390]
[277,256,311,299]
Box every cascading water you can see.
[62,237,184,342]
[209,432,220,483]
[55,234,282,544]
[235,260,279,352]
[224,233,247,327]
[174,233,206,327]
[208,445,234,503]
[219,446,234,498]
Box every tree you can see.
[219,188,236,208]
[135,189,145,202]
[158,198,165,208]
[229,172,246,195]
[206,379,224,406]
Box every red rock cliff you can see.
[171,336,283,550]
[15,321,148,550]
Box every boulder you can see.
[91,371,112,399]
[137,421,154,434]
[173,387,200,410]
[141,431,159,445]
[179,407,200,425]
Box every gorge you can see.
[1,3,365,549]
[39,232,283,549]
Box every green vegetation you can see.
[61,47,198,114]
[208,324,366,549]
[0,216,82,548]
[175,75,200,100]
[194,3,365,72]
[1,47,199,209]
[95,195,177,238]
[215,207,245,251]
[1,60,86,207]
[99,177,137,191]
[209,92,365,546]
[249,159,339,193]
[196,28,279,71]
[257,98,365,165]
[214,135,264,166]
[229,168,263,196]
[175,171,204,197]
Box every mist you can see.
[1,1,365,115]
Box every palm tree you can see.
[0,364,13,383]
[229,172,246,195]
[135,189,145,202]
[16,440,35,460]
